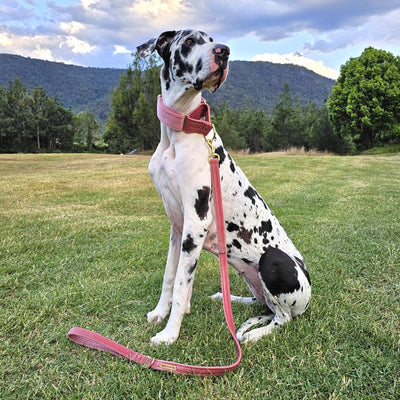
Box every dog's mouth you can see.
[211,67,229,91]
[195,66,229,93]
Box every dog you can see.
[137,29,311,346]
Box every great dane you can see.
[137,29,311,346]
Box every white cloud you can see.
[113,45,131,55]
[59,21,85,35]
[251,52,339,80]
[81,0,100,11]
[31,45,54,61]
[0,32,13,47]
[61,36,96,54]
[1,0,400,69]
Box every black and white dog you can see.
[137,29,311,345]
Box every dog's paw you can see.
[210,292,223,301]
[147,307,169,325]
[151,329,178,346]
[236,331,249,343]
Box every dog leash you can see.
[67,104,242,376]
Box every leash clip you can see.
[205,124,220,162]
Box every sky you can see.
[1,0,400,80]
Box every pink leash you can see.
[67,98,242,376]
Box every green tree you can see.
[75,111,100,151]
[237,105,274,152]
[213,102,246,150]
[271,82,304,149]
[309,106,347,153]
[104,53,161,153]
[0,79,33,152]
[328,47,400,150]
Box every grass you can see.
[1,152,399,399]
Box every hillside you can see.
[203,60,335,111]
[0,54,124,122]
[0,53,335,122]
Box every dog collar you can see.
[157,95,213,136]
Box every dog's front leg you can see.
[147,226,181,324]
[150,225,205,346]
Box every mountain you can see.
[0,53,335,122]
[0,54,124,122]
[203,60,335,111]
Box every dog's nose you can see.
[213,45,230,61]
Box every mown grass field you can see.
[1,153,399,399]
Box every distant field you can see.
[1,153,399,399]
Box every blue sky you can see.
[1,0,400,79]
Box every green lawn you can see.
[1,153,399,399]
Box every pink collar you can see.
[157,95,213,136]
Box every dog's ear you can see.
[137,30,176,59]
[137,38,157,58]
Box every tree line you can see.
[104,47,400,154]
[102,53,344,154]
[1,47,399,154]
[0,78,103,153]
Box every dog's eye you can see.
[185,38,194,45]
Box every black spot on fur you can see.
[195,58,203,73]
[259,220,273,236]
[174,49,193,77]
[188,260,198,275]
[259,247,300,295]
[231,239,242,250]
[182,234,197,253]
[244,186,258,205]
[295,256,311,285]
[227,222,239,232]
[244,185,268,208]
[194,186,210,220]
[228,154,235,173]
[214,146,226,166]
[193,79,203,91]
[242,258,252,264]
[181,43,192,57]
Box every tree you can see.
[309,106,347,153]
[104,53,161,153]
[237,105,274,152]
[328,47,400,150]
[75,111,100,151]
[213,102,246,150]
[271,82,304,149]
[0,79,33,152]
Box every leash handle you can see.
[67,158,242,376]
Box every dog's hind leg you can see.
[236,315,275,341]
[236,307,291,343]
[210,292,259,305]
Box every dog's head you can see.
[137,29,229,93]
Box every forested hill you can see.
[0,54,124,121]
[0,53,335,122]
[203,60,335,111]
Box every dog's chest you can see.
[149,145,183,221]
